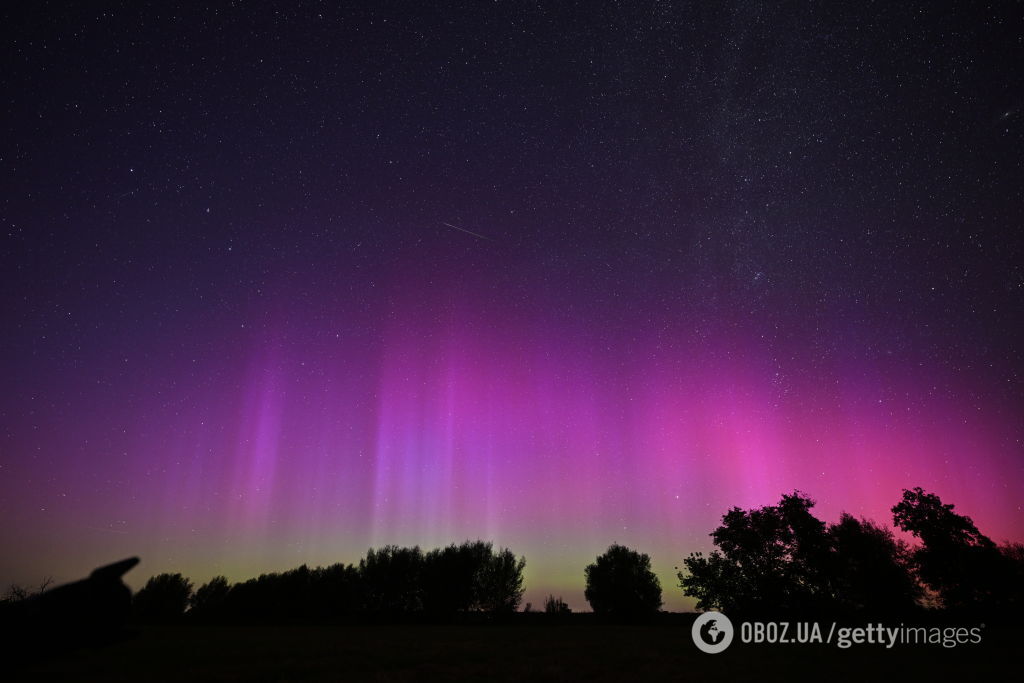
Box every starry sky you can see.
[1,2,1022,611]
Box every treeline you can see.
[127,488,1024,621]
[12,487,1020,623]
[132,541,526,622]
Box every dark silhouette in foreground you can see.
[892,487,1024,613]
[584,544,663,618]
[679,491,922,615]
[0,557,139,664]
[679,488,1024,617]
[678,492,923,616]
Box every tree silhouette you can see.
[830,514,921,613]
[2,585,30,603]
[133,573,193,622]
[314,563,360,618]
[1002,542,1024,567]
[584,544,662,617]
[892,487,1019,611]
[189,576,229,618]
[358,545,424,615]
[680,492,920,615]
[677,549,746,613]
[256,565,313,618]
[544,594,571,614]
[418,541,526,615]
[777,492,833,608]
[421,541,490,614]
[680,492,833,614]
[2,577,52,604]
[477,547,526,613]
[892,487,993,548]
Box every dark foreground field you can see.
[9,619,1020,682]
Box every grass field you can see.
[10,619,1020,682]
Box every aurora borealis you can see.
[1,2,1022,611]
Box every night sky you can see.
[2,2,1022,611]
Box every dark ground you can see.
[7,618,1020,682]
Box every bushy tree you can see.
[189,576,229,618]
[584,544,662,617]
[677,549,747,613]
[421,541,491,614]
[680,492,921,615]
[258,565,316,617]
[313,562,361,617]
[133,573,193,621]
[544,594,571,614]
[892,487,1018,610]
[830,514,921,613]
[418,541,525,615]
[892,488,993,548]
[359,545,424,614]
[477,548,526,613]
[680,492,833,614]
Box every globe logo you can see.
[691,611,734,654]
